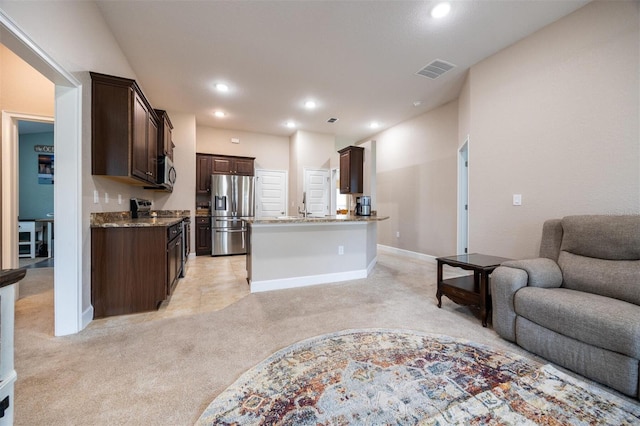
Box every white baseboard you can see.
[377,244,437,264]
[250,269,368,293]
[367,256,377,275]
[81,305,94,331]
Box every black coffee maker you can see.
[355,196,371,216]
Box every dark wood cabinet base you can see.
[91,222,184,318]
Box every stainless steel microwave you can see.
[158,155,176,190]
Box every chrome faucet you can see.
[298,192,308,217]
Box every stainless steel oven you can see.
[180,217,190,277]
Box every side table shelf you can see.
[436,253,511,327]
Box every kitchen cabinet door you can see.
[234,158,255,176]
[196,154,213,195]
[92,227,167,318]
[195,217,212,256]
[211,155,255,176]
[211,156,232,174]
[155,109,174,160]
[91,72,159,185]
[131,92,154,182]
[338,146,364,194]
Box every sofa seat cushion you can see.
[514,287,640,359]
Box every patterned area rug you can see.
[196,329,640,425]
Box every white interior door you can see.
[255,169,288,218]
[304,168,329,217]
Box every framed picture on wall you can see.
[38,154,54,184]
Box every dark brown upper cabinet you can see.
[155,109,174,160]
[211,155,255,176]
[196,153,213,195]
[338,146,364,194]
[91,72,159,185]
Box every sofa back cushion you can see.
[560,215,640,260]
[558,215,640,305]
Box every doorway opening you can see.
[1,11,84,336]
[17,119,55,268]
[457,137,469,255]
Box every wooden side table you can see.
[436,253,511,327]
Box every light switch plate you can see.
[513,194,522,206]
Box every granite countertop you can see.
[0,268,27,289]
[245,214,389,225]
[90,210,190,228]
[91,217,185,228]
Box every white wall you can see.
[196,126,289,171]
[370,100,459,257]
[366,0,639,260]
[288,130,337,212]
[468,0,640,259]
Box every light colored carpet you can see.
[13,251,638,425]
[196,329,640,425]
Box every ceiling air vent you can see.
[416,59,456,79]
[327,117,339,123]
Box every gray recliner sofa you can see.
[491,215,640,398]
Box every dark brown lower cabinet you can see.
[92,224,182,318]
[195,216,212,256]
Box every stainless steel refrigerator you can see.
[210,174,255,256]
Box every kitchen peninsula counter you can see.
[246,214,388,293]
[244,214,388,225]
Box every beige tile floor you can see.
[88,254,251,329]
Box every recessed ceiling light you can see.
[214,111,226,118]
[285,121,296,128]
[215,83,229,92]
[304,100,316,109]
[431,2,451,19]
[370,121,380,129]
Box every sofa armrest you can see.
[501,258,563,288]
[491,258,562,341]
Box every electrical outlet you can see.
[104,192,109,203]
[338,245,344,255]
[93,190,99,204]
[396,231,400,238]
[118,194,122,205]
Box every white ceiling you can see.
[95,0,590,145]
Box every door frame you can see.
[1,10,85,336]
[457,136,469,255]
[2,112,54,271]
